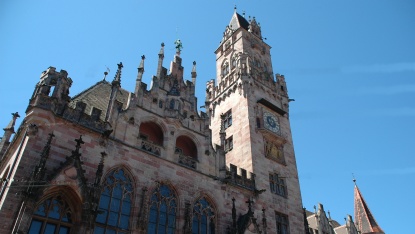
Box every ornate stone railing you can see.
[175,148,197,169]
[140,140,161,156]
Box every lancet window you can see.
[28,194,73,234]
[192,197,215,234]
[94,168,133,234]
[147,183,177,234]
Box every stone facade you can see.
[0,11,306,234]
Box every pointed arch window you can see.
[94,168,133,234]
[28,194,73,234]
[192,197,215,234]
[147,183,177,234]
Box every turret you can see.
[32,67,72,102]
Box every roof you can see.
[354,185,385,234]
[69,80,130,121]
[229,12,250,31]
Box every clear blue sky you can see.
[1,1,414,233]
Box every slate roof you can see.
[69,80,130,121]
[229,12,250,31]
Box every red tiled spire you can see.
[354,182,384,234]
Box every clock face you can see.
[263,111,280,133]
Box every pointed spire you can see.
[157,42,165,78]
[72,135,84,160]
[0,112,20,157]
[135,55,145,95]
[159,42,165,58]
[33,132,54,181]
[112,62,123,87]
[4,112,19,132]
[191,61,197,85]
[105,63,123,123]
[354,181,384,234]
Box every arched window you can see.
[231,57,236,69]
[147,183,177,234]
[192,197,215,234]
[28,194,73,234]
[94,168,133,234]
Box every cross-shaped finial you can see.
[117,62,123,69]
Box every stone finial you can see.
[72,135,84,160]
[112,62,123,86]
[159,42,165,57]
[33,132,55,181]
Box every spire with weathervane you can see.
[353,179,384,234]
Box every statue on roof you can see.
[174,39,183,53]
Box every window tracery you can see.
[192,197,215,234]
[147,183,177,234]
[28,194,73,234]
[94,168,133,234]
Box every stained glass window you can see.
[94,168,133,234]
[28,195,73,234]
[192,197,215,234]
[147,184,176,234]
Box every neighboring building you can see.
[305,182,384,234]
[0,11,305,234]
[0,9,384,234]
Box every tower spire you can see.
[354,181,384,234]
[135,55,145,95]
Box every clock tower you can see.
[206,11,305,232]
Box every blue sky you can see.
[1,1,414,233]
